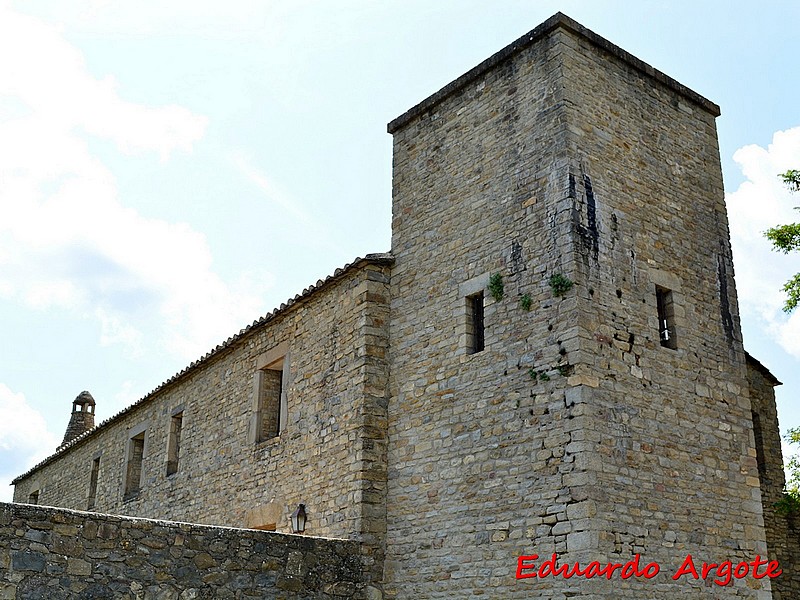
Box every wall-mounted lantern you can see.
[291,503,307,533]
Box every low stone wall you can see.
[0,502,378,599]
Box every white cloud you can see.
[0,4,272,362]
[229,151,345,256]
[0,383,59,501]
[0,181,272,360]
[231,151,316,224]
[727,126,800,358]
[15,0,283,38]
[0,384,58,455]
[0,10,207,163]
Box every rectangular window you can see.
[656,286,677,349]
[467,292,485,354]
[87,456,100,509]
[124,431,145,499]
[28,490,39,505]
[167,412,183,476]
[250,344,289,444]
[258,360,284,441]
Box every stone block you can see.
[66,557,92,576]
[11,551,45,572]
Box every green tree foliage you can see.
[777,427,800,515]
[786,427,800,489]
[767,171,800,515]
[782,169,800,192]
[764,170,800,312]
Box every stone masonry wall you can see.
[0,502,371,599]
[13,257,391,588]
[748,359,800,599]
[11,13,791,600]
[386,15,776,599]
[387,25,586,599]
[558,26,771,598]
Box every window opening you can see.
[28,490,39,505]
[467,292,485,354]
[88,457,100,509]
[124,432,145,499]
[259,363,283,440]
[656,286,677,349]
[251,346,289,444]
[167,412,183,476]
[752,411,766,477]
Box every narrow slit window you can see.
[656,286,677,350]
[467,292,485,354]
[124,432,145,499]
[167,412,183,476]
[752,411,766,477]
[88,457,100,509]
[258,359,285,441]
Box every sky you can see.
[0,0,798,501]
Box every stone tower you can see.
[60,391,96,448]
[385,13,769,599]
[7,13,790,600]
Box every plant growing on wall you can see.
[488,273,504,301]
[528,369,550,382]
[549,273,573,297]
[520,293,532,311]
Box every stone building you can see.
[9,13,797,599]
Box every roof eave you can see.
[11,252,394,485]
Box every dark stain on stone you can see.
[570,172,600,260]
[509,240,525,274]
[717,251,735,342]
[584,174,598,246]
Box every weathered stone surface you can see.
[13,256,391,591]
[0,504,367,599]
[384,12,780,600]
[11,551,45,573]
[748,357,799,599]
[6,11,791,600]
[59,391,96,449]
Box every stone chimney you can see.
[60,391,96,448]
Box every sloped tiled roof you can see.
[12,253,393,484]
[745,351,782,386]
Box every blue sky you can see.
[0,0,798,501]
